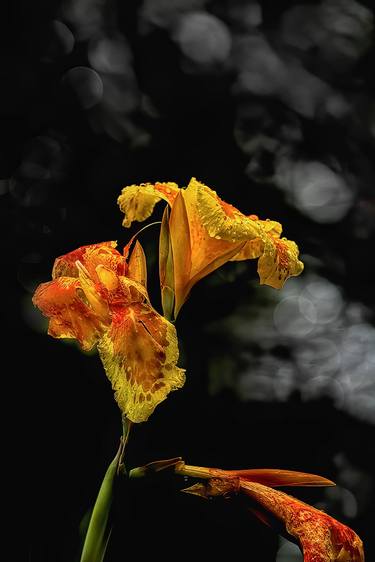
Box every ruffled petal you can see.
[52,241,125,280]
[188,178,263,242]
[240,480,364,562]
[257,235,304,289]
[32,277,105,350]
[118,182,179,228]
[230,219,282,261]
[97,302,185,422]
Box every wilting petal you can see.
[231,232,304,289]
[118,182,179,227]
[97,302,185,422]
[32,277,105,350]
[257,235,304,289]
[240,480,364,562]
[189,178,263,242]
[52,241,125,280]
[230,218,282,261]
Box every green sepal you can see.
[159,206,175,321]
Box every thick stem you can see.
[79,444,121,562]
[80,417,132,562]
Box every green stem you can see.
[117,416,132,476]
[80,418,132,562]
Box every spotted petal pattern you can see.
[118,177,304,317]
[33,241,185,422]
[240,480,364,562]
[98,303,185,423]
[177,464,363,562]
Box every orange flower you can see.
[240,479,364,562]
[174,462,364,562]
[33,241,185,423]
[118,178,304,319]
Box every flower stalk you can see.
[80,445,120,562]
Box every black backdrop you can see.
[2,1,375,561]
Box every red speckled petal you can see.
[97,302,185,422]
[240,480,364,562]
[32,277,105,350]
[52,241,125,280]
[257,234,304,289]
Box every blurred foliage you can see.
[2,1,375,561]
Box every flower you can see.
[32,241,185,423]
[240,479,364,562]
[118,178,304,319]
[175,463,364,562]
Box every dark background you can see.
[2,1,375,560]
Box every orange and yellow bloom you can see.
[170,462,364,562]
[32,241,185,422]
[118,178,304,318]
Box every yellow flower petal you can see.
[230,219,283,261]
[230,238,263,261]
[118,182,179,228]
[258,235,304,289]
[32,277,105,350]
[189,178,263,242]
[117,177,304,317]
[97,302,185,422]
[168,191,194,316]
